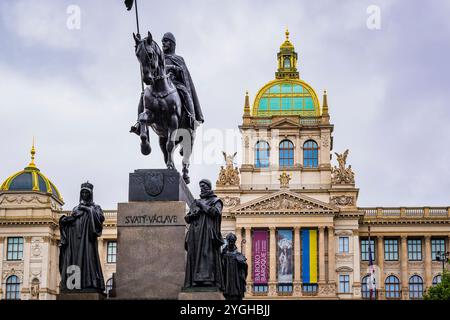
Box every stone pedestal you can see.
[178,287,225,300]
[115,169,191,300]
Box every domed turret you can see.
[0,142,63,204]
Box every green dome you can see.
[0,145,63,204]
[252,79,321,117]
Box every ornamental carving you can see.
[331,149,355,184]
[0,195,50,205]
[319,283,336,296]
[330,195,354,206]
[268,284,277,296]
[222,196,240,207]
[216,152,240,187]
[322,134,330,148]
[278,172,291,189]
[2,268,23,281]
[31,238,42,257]
[235,192,338,214]
[244,136,250,148]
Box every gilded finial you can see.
[29,137,36,168]
[244,90,250,116]
[285,27,289,40]
[322,90,329,116]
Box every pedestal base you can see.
[57,292,106,300]
[178,288,225,300]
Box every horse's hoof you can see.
[140,142,151,155]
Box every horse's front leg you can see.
[166,114,178,170]
[138,110,151,155]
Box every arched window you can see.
[255,141,270,168]
[279,140,294,167]
[361,275,377,299]
[105,278,113,297]
[385,275,401,299]
[283,57,291,68]
[433,274,442,286]
[6,275,21,300]
[409,275,423,299]
[303,140,318,168]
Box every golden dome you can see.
[0,143,63,204]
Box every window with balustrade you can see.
[408,275,423,299]
[408,239,422,261]
[384,239,399,261]
[385,275,401,299]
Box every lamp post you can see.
[435,251,449,274]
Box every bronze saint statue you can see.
[184,179,224,290]
[59,182,105,293]
[221,233,248,300]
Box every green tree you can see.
[424,270,450,300]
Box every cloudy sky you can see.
[1,0,449,209]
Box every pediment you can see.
[231,190,339,215]
[269,118,300,129]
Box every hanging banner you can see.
[301,229,318,283]
[253,230,268,284]
[277,229,293,283]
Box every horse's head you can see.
[133,31,165,86]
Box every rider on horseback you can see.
[161,32,204,130]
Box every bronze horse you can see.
[132,32,194,184]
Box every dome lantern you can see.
[276,28,299,80]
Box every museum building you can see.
[0,31,449,300]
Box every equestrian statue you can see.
[130,31,204,184]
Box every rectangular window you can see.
[339,275,350,293]
[302,284,318,294]
[384,239,399,261]
[339,237,349,253]
[431,239,446,261]
[7,237,24,261]
[360,239,375,261]
[253,285,268,293]
[408,239,422,261]
[107,241,117,263]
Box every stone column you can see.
[352,230,361,298]
[401,236,408,299]
[244,227,252,285]
[328,227,335,283]
[424,235,432,289]
[294,226,301,296]
[21,236,32,300]
[235,227,242,251]
[377,236,384,300]
[269,226,277,296]
[0,236,4,299]
[318,227,326,283]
